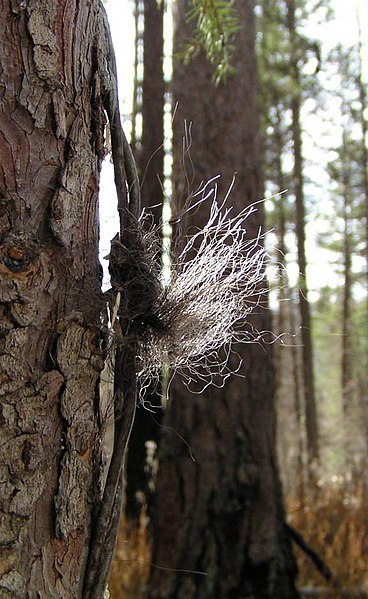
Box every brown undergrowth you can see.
[288,481,368,596]
[108,508,151,599]
[108,482,367,597]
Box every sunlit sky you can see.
[100,0,368,297]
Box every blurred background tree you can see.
[148,0,298,596]
[124,0,165,524]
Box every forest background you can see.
[99,0,368,596]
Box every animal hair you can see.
[108,176,270,399]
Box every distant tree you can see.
[285,0,320,480]
[125,0,165,522]
[130,0,143,153]
[329,129,360,468]
[356,23,368,303]
[257,0,323,485]
[340,133,355,419]
[355,26,368,475]
[326,132,367,478]
[149,1,299,597]
[325,41,368,479]
[257,0,307,497]
[138,0,165,227]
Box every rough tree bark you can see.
[149,1,299,597]
[0,2,123,596]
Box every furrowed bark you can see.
[0,1,123,596]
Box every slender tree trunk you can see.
[0,2,123,596]
[139,0,165,225]
[273,106,305,499]
[286,0,320,480]
[130,0,142,154]
[291,93,320,474]
[356,22,368,492]
[258,6,306,499]
[149,1,299,597]
[290,291,306,504]
[274,101,288,379]
[339,129,361,481]
[357,23,368,301]
[341,133,354,420]
[272,104,293,494]
[274,105,288,267]
[125,0,165,521]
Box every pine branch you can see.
[180,0,240,84]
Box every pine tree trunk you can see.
[290,291,306,504]
[149,1,299,597]
[341,185,354,466]
[290,95,320,475]
[139,0,165,225]
[341,132,354,420]
[356,28,368,303]
[272,103,299,496]
[125,0,165,521]
[0,2,115,595]
[286,0,320,480]
[356,27,368,491]
[130,0,142,153]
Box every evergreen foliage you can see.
[180,0,240,83]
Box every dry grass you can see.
[288,482,368,595]
[108,483,368,597]
[108,508,151,599]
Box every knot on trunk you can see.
[0,234,38,277]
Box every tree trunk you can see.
[149,1,299,597]
[356,23,368,306]
[286,0,320,480]
[356,23,368,493]
[139,0,165,225]
[125,0,165,521]
[0,1,116,596]
[290,94,320,476]
[130,0,143,154]
[341,132,354,420]
[258,6,306,499]
[272,103,302,497]
[290,290,306,504]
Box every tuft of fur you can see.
[109,180,270,395]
